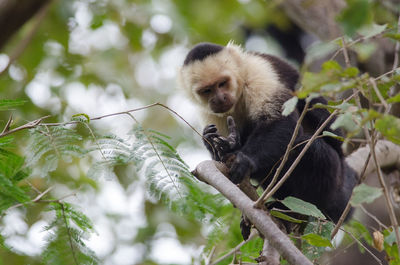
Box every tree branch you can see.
[193,160,313,265]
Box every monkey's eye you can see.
[200,88,212,95]
[218,80,227,88]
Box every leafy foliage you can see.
[42,203,98,265]
[281,196,326,219]
[26,126,86,177]
[351,183,383,206]
[0,138,30,214]
[302,221,334,261]
[0,0,399,263]
[88,125,229,221]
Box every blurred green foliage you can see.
[0,0,399,264]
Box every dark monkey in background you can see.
[178,42,358,227]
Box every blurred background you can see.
[0,0,399,264]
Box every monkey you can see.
[178,42,358,230]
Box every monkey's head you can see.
[178,42,245,115]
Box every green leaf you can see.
[305,41,339,66]
[375,115,400,145]
[357,23,387,39]
[352,43,377,62]
[388,94,400,103]
[281,196,325,219]
[71,113,90,123]
[282,97,298,116]
[347,220,373,245]
[384,33,400,41]
[302,221,334,259]
[351,183,382,206]
[302,233,333,248]
[322,60,342,71]
[331,112,359,132]
[0,99,26,111]
[322,131,344,141]
[299,61,343,98]
[270,210,304,223]
[342,67,360,78]
[337,0,372,36]
[385,228,400,246]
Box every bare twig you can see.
[360,205,388,230]
[1,115,13,134]
[0,115,51,138]
[6,186,53,212]
[341,228,383,265]
[262,99,310,199]
[204,246,216,265]
[370,131,400,254]
[331,152,371,238]
[210,230,258,265]
[369,78,389,112]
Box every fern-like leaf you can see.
[42,202,98,265]
[0,146,30,214]
[88,126,229,222]
[26,126,86,177]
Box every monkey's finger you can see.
[204,132,220,141]
[215,136,231,150]
[227,116,236,133]
[203,124,218,134]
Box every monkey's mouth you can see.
[211,103,233,113]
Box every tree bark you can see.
[346,140,400,176]
[0,0,51,51]
[193,160,313,265]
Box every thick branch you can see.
[345,140,400,176]
[193,160,312,265]
[0,0,51,50]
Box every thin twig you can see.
[360,205,389,230]
[125,112,183,199]
[369,78,389,112]
[341,228,383,265]
[341,37,351,67]
[263,100,310,197]
[1,115,13,134]
[210,230,258,265]
[331,152,371,238]
[255,93,356,206]
[387,14,400,114]
[370,131,400,254]
[60,203,79,265]
[204,246,216,265]
[6,186,53,212]
[374,67,400,81]
[0,115,51,138]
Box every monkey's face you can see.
[194,75,238,113]
[179,46,244,115]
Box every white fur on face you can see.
[178,43,286,132]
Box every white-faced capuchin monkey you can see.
[178,42,358,238]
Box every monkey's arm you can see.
[228,116,297,184]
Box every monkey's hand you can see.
[202,116,241,161]
[203,124,222,161]
[227,152,255,184]
[213,116,241,161]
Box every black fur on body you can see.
[180,42,358,225]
